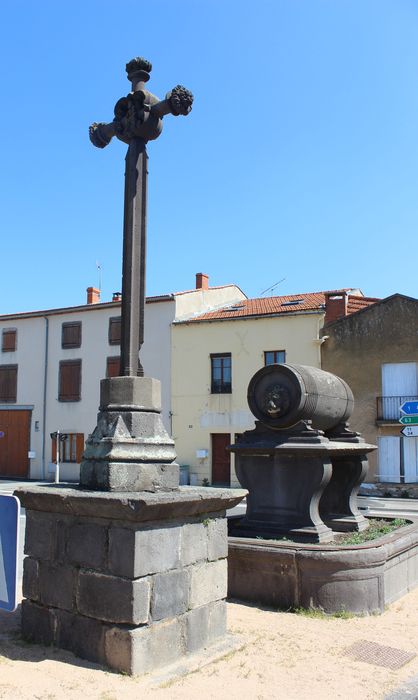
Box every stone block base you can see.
[16,485,245,674]
[22,598,226,674]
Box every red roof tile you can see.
[179,291,379,323]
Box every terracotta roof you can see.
[177,291,379,323]
[346,295,380,314]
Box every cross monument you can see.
[89,57,193,377]
[79,58,193,491]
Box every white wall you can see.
[0,284,245,481]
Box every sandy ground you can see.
[2,590,418,700]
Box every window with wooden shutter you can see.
[62,322,82,349]
[106,356,121,378]
[58,360,81,401]
[2,329,17,352]
[0,365,17,402]
[108,317,121,345]
[51,433,85,463]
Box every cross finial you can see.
[89,56,193,149]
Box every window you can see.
[2,329,16,352]
[58,360,81,401]
[0,365,17,402]
[109,317,121,345]
[380,363,418,420]
[106,356,120,378]
[264,350,286,366]
[211,354,231,393]
[51,433,84,463]
[62,322,81,349]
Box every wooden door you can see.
[0,410,31,478]
[211,433,231,486]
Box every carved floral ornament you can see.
[89,56,193,148]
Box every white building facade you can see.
[0,275,245,481]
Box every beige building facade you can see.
[171,290,372,487]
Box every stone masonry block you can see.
[189,559,228,609]
[21,599,57,646]
[151,569,189,621]
[66,521,107,570]
[22,557,40,602]
[54,520,68,563]
[24,511,56,560]
[100,376,161,412]
[77,570,150,624]
[105,617,184,675]
[207,518,228,561]
[208,599,227,640]
[185,600,227,653]
[80,461,179,492]
[180,522,208,566]
[108,525,181,578]
[39,561,76,612]
[55,609,108,666]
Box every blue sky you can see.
[1,0,418,313]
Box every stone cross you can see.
[89,57,193,377]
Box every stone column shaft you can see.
[120,139,147,377]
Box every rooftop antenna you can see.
[259,278,286,297]
[96,261,102,291]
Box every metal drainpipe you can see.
[41,316,49,480]
[317,315,323,366]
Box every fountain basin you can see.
[228,518,418,614]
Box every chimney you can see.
[112,292,122,302]
[86,286,101,305]
[324,291,348,324]
[196,272,209,290]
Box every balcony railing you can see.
[376,395,418,421]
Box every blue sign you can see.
[400,401,418,416]
[0,495,20,612]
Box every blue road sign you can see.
[400,401,418,415]
[0,494,20,612]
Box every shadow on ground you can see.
[0,606,106,672]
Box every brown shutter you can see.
[106,356,121,378]
[108,317,121,345]
[0,365,17,402]
[2,330,17,352]
[51,436,57,463]
[62,322,82,348]
[58,360,81,401]
[76,434,85,463]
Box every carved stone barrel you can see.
[247,363,354,432]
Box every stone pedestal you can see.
[319,454,370,532]
[230,422,376,543]
[79,377,178,492]
[16,485,246,675]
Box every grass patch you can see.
[291,607,355,620]
[336,518,408,545]
[252,518,409,546]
